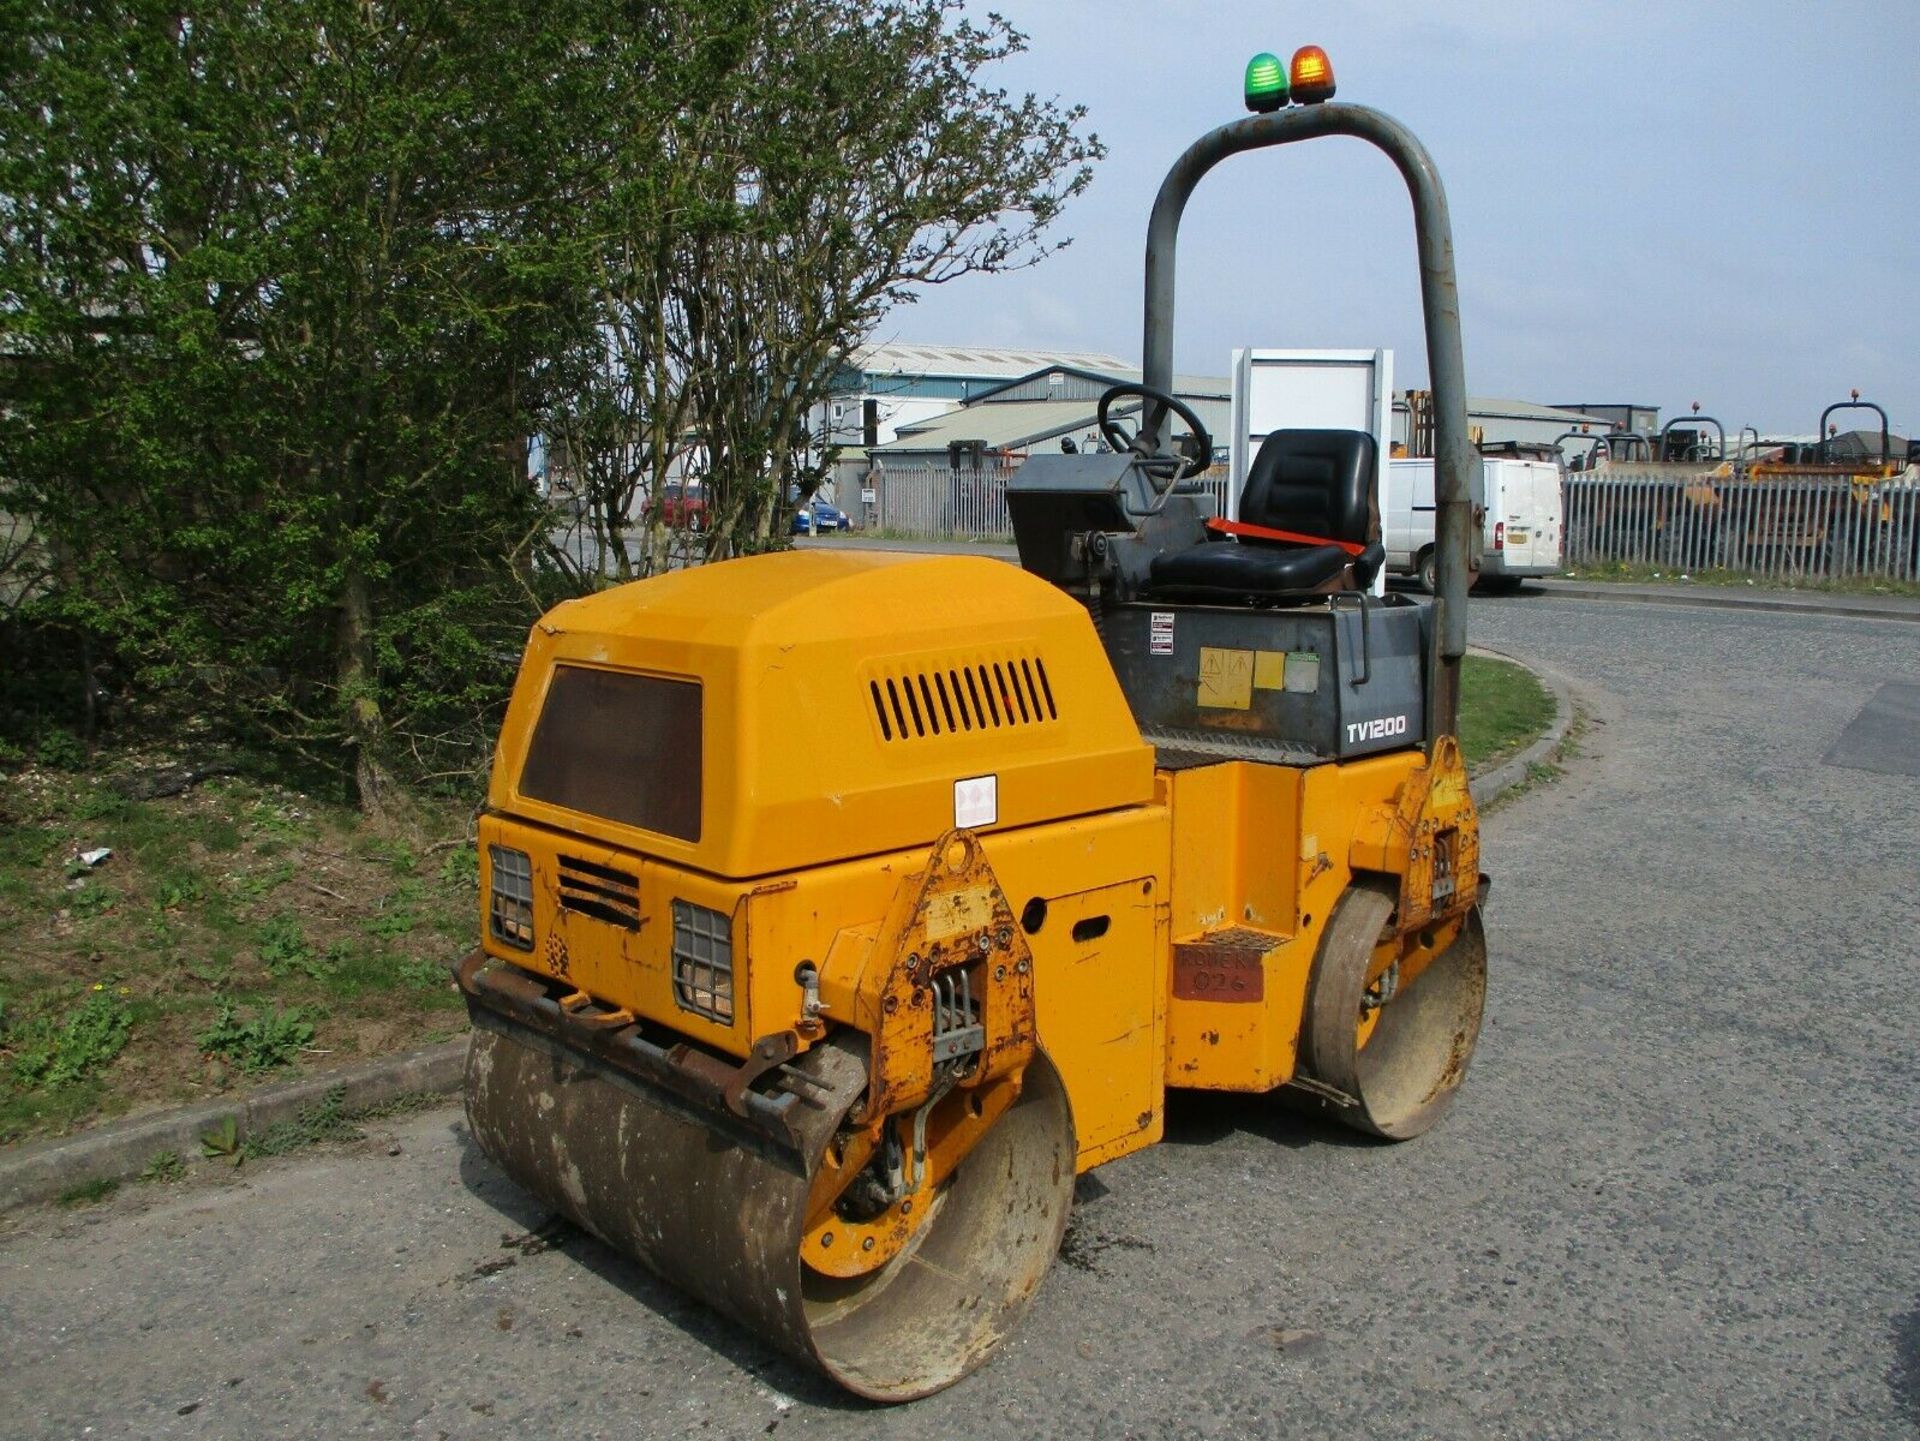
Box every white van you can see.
[1385,455,1563,592]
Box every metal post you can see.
[1140,103,1476,739]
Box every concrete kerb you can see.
[3,652,1571,1215]
[1537,579,1920,625]
[1466,644,1576,809]
[0,1038,468,1213]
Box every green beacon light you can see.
[1244,52,1289,113]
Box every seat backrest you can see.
[1239,429,1379,545]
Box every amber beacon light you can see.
[1289,45,1336,104]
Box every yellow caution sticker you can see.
[1253,650,1288,691]
[1197,647,1254,710]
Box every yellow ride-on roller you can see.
[458,51,1488,1401]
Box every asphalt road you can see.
[4,594,1918,1441]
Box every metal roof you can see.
[966,363,1230,403]
[872,397,1234,456]
[1389,395,1617,426]
[848,342,1131,380]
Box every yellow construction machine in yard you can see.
[457,47,1490,1400]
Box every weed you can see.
[368,879,424,938]
[185,957,234,988]
[245,1085,360,1158]
[396,957,454,992]
[139,1149,187,1184]
[69,788,130,823]
[67,884,115,918]
[8,988,132,1090]
[313,942,392,1000]
[234,862,296,901]
[366,838,419,875]
[36,730,88,772]
[247,802,313,842]
[182,1087,436,1169]
[196,1000,315,1073]
[57,1177,118,1207]
[355,1089,447,1123]
[256,913,322,978]
[439,844,478,890]
[200,1114,242,1164]
[194,816,244,853]
[152,874,203,911]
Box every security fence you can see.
[866,461,1234,540]
[1564,467,1920,584]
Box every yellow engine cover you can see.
[488,551,1154,879]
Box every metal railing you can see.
[867,459,1018,537]
[1564,467,1920,583]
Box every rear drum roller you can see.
[1294,879,1486,1140]
[464,1026,1075,1401]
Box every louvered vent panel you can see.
[868,654,1060,741]
[557,854,641,931]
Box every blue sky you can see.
[887,0,1919,438]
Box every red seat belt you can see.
[1204,516,1367,557]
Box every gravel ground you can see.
[3,594,1916,1441]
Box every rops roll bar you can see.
[1136,103,1477,737]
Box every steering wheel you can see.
[1095,383,1213,483]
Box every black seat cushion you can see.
[1148,428,1380,600]
[1149,541,1349,597]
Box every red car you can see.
[655,481,708,531]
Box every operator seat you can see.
[1148,428,1385,601]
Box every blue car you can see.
[790,497,852,535]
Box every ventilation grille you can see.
[868,655,1059,742]
[557,855,641,932]
[672,900,734,1023]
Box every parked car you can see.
[790,497,851,535]
[655,481,708,531]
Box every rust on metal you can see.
[1171,928,1273,1002]
[852,829,1037,1126]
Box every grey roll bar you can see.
[1137,102,1477,739]
[1658,415,1726,462]
[1818,397,1890,468]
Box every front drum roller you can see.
[464,1025,1076,1401]
[1293,878,1487,1140]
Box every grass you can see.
[56,1177,119,1207]
[1459,654,1556,771]
[0,760,475,1146]
[1561,559,1920,599]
